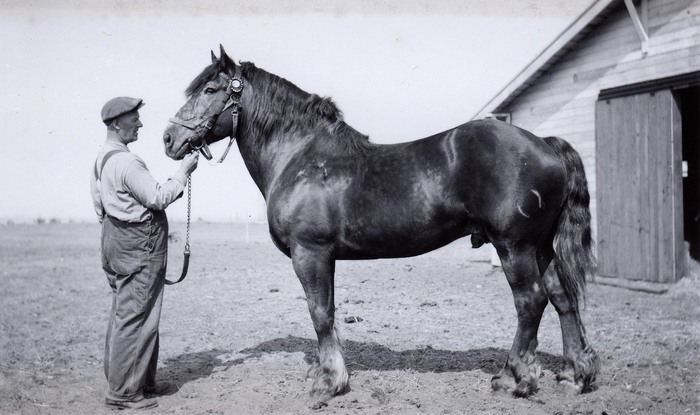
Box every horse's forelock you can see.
[185,56,235,98]
[185,63,220,98]
[185,56,244,98]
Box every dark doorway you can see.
[679,86,700,261]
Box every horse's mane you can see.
[241,62,373,154]
[186,60,373,155]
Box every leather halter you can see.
[169,69,243,163]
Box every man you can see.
[90,96,199,410]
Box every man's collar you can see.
[105,131,129,151]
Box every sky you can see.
[0,0,593,223]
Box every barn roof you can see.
[472,0,620,119]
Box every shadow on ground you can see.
[159,336,565,388]
[241,336,565,375]
[159,348,243,388]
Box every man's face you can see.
[115,110,142,144]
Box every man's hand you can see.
[180,152,199,175]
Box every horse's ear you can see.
[218,44,236,71]
[211,50,218,64]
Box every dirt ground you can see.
[1,222,698,414]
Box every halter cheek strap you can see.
[214,102,239,163]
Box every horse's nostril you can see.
[163,133,171,147]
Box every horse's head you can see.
[164,45,243,160]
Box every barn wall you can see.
[502,0,700,237]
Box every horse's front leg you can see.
[291,243,348,399]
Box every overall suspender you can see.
[94,150,123,218]
[94,150,123,181]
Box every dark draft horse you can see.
[163,46,600,399]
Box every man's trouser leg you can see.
[101,213,167,400]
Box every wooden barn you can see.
[474,0,700,284]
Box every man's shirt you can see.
[90,137,187,223]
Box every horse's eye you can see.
[204,87,216,94]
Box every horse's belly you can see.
[336,215,471,260]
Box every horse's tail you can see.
[544,136,596,313]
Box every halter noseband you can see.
[169,69,244,163]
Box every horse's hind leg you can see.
[541,261,600,394]
[291,244,348,399]
[491,244,549,397]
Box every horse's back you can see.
[365,119,569,245]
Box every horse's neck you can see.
[236,67,368,197]
[236,132,309,198]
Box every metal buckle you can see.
[188,137,203,150]
[228,77,243,94]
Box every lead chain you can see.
[185,175,191,254]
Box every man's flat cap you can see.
[101,97,145,125]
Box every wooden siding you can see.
[500,0,700,245]
[595,91,686,282]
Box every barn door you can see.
[595,89,687,283]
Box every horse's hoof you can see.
[310,400,328,410]
[559,377,598,394]
[307,363,349,398]
[492,359,540,397]
[556,377,583,396]
[512,380,537,398]
[557,349,599,395]
[491,373,515,393]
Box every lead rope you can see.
[165,175,191,285]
